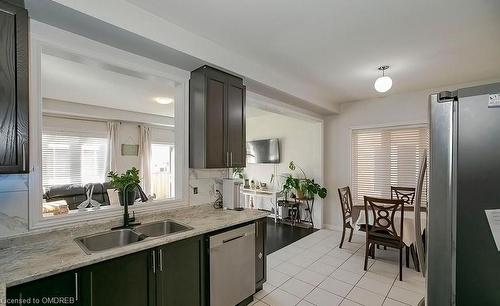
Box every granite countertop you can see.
[0,204,269,305]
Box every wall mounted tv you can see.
[246,138,280,164]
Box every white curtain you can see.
[139,125,152,196]
[106,121,120,174]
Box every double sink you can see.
[75,220,193,254]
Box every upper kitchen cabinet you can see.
[0,0,29,173]
[189,66,246,168]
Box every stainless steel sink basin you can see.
[75,220,193,254]
[75,229,146,254]
[134,220,193,237]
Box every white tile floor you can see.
[251,229,425,306]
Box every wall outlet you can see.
[193,187,198,194]
[488,94,500,108]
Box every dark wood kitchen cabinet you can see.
[190,65,246,168]
[81,236,204,306]
[255,217,267,291]
[156,235,205,306]
[7,271,81,306]
[80,250,154,306]
[0,0,29,173]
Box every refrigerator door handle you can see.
[428,93,457,306]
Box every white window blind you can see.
[351,125,429,205]
[42,133,108,189]
[151,143,175,200]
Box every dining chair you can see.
[391,186,416,205]
[415,150,428,306]
[363,196,405,281]
[337,186,354,248]
[414,150,428,275]
[391,186,417,268]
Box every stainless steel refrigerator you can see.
[428,83,500,305]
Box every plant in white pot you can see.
[107,167,141,206]
[282,161,327,200]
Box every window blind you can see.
[42,133,108,189]
[351,125,429,205]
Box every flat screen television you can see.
[246,138,280,164]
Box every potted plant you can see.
[282,161,327,200]
[232,167,245,179]
[108,167,141,206]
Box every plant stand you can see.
[295,197,314,228]
[278,198,315,229]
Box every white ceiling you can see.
[126,0,500,106]
[41,52,176,117]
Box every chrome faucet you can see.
[112,182,141,230]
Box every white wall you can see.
[246,113,324,228]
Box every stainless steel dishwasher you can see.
[209,223,255,306]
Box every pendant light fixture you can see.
[374,65,392,93]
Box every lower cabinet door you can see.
[255,218,267,290]
[81,250,154,306]
[6,271,80,306]
[156,236,203,306]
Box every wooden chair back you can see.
[338,186,353,224]
[414,150,428,276]
[391,186,416,206]
[363,196,404,243]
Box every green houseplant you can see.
[232,167,245,179]
[282,161,327,200]
[108,167,141,206]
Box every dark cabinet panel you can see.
[81,251,154,306]
[0,1,28,173]
[156,236,204,306]
[190,66,246,169]
[205,71,227,168]
[7,271,80,306]
[227,80,246,168]
[255,218,267,290]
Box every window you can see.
[351,125,429,205]
[150,143,175,200]
[42,133,107,189]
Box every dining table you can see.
[350,204,427,247]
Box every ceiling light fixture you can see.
[374,65,392,93]
[154,97,174,104]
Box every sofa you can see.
[43,183,113,210]
[44,182,146,210]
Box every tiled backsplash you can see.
[0,174,30,237]
[188,169,229,206]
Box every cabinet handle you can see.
[74,272,79,301]
[226,151,229,167]
[22,142,27,172]
[256,221,258,238]
[230,152,233,167]
[159,249,163,272]
[90,271,93,306]
[152,250,156,274]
